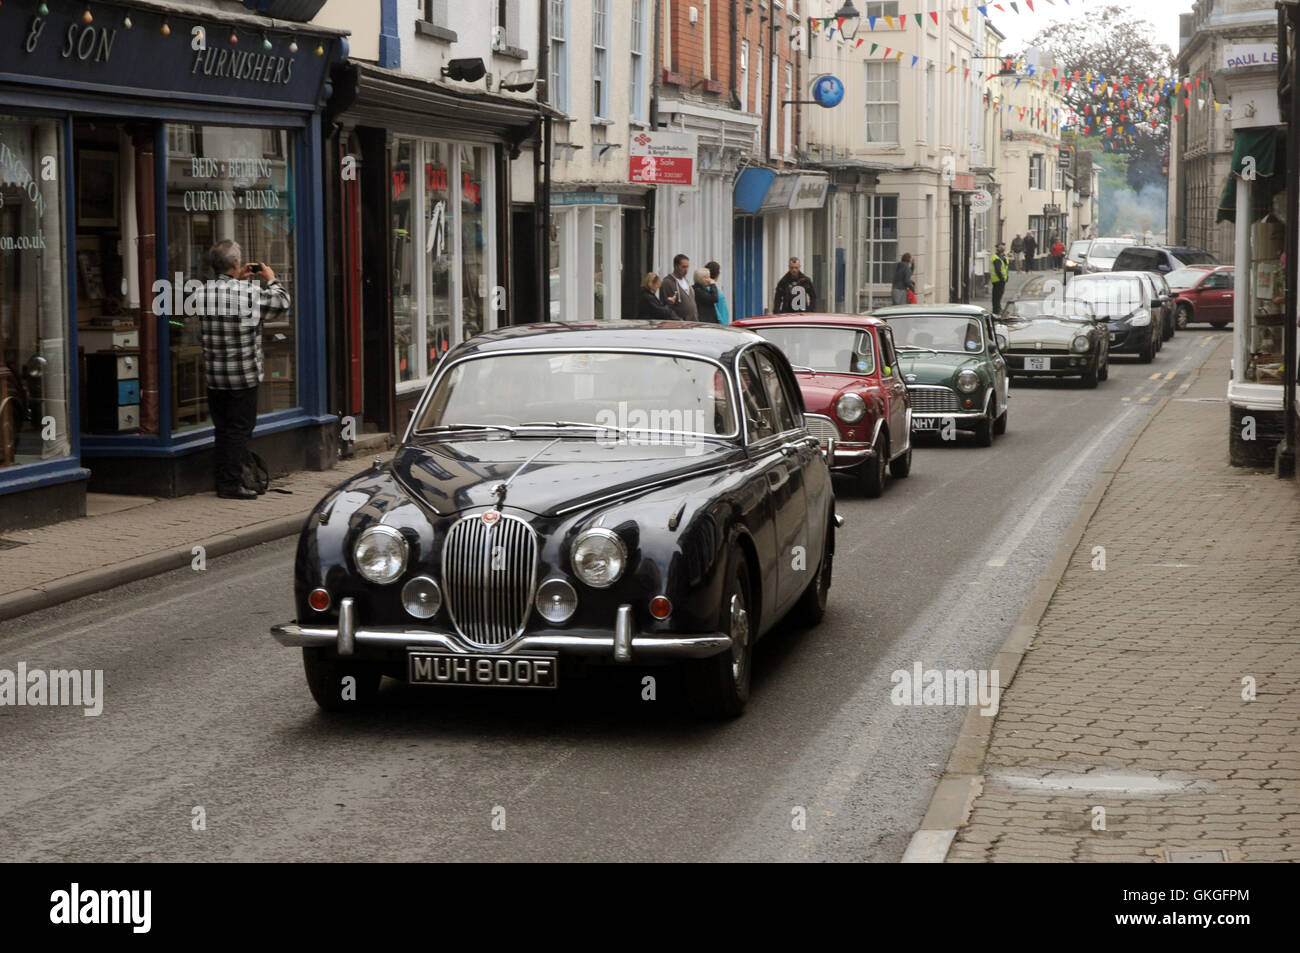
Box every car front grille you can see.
[442,513,539,647]
[1006,345,1069,355]
[803,413,840,446]
[907,385,961,414]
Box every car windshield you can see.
[416,351,737,437]
[885,315,985,353]
[1088,241,1131,258]
[1062,278,1144,317]
[1172,249,1218,266]
[1165,266,1213,290]
[1067,241,1091,259]
[754,326,876,375]
[1006,297,1095,322]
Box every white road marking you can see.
[985,406,1135,567]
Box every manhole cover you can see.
[0,538,26,550]
[1166,848,1228,863]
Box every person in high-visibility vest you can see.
[991,242,1009,315]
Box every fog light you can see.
[308,588,331,612]
[964,398,973,408]
[650,595,672,620]
[536,578,578,623]
[401,576,442,619]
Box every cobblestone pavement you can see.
[948,333,1300,862]
[0,455,383,607]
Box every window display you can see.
[0,115,70,470]
[165,123,297,428]
[1246,215,1284,384]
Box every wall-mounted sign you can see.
[970,189,993,213]
[1223,43,1278,70]
[811,75,845,108]
[629,131,697,186]
[1042,203,1061,215]
[787,174,830,210]
[551,192,621,206]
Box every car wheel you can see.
[1162,312,1175,341]
[686,559,753,718]
[993,402,1008,435]
[1081,363,1099,388]
[793,516,834,624]
[302,648,384,712]
[860,431,888,497]
[1099,358,1110,381]
[973,403,994,447]
[1176,304,1192,329]
[1140,334,1156,363]
[889,443,913,478]
[1212,321,1229,329]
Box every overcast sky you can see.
[988,0,1195,56]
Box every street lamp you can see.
[832,1,862,41]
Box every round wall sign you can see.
[970,189,993,213]
[812,75,846,108]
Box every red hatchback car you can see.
[1167,265,1234,328]
[732,313,912,496]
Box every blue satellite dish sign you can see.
[812,75,846,108]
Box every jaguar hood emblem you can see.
[905,374,917,383]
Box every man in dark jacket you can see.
[659,253,698,320]
[891,253,915,305]
[1010,234,1023,271]
[693,268,720,322]
[1022,231,1038,272]
[774,257,816,313]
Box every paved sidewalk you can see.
[0,454,388,623]
[947,333,1300,862]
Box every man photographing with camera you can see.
[195,240,291,500]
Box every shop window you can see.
[460,144,492,342]
[426,141,454,365]
[0,115,70,471]
[165,123,298,430]
[862,194,898,285]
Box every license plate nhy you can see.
[1024,356,1052,371]
[913,417,941,431]
[408,651,558,689]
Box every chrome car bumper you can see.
[271,599,732,663]
[911,411,985,424]
[829,441,874,468]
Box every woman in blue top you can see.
[706,261,730,325]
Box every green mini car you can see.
[868,304,1009,447]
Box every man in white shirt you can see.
[658,253,699,321]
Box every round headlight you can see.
[353,525,408,584]
[835,392,867,424]
[572,528,627,589]
[956,369,980,394]
[1071,334,1091,353]
[401,575,442,619]
[536,578,578,623]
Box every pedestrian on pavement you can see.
[1050,235,1065,268]
[706,260,730,325]
[637,273,674,319]
[195,240,290,500]
[991,242,1009,314]
[774,257,817,313]
[1010,233,1023,272]
[1023,231,1038,272]
[693,268,720,323]
[659,253,698,320]
[891,253,915,305]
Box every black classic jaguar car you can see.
[270,322,838,717]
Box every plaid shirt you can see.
[196,274,291,390]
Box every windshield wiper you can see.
[519,420,630,434]
[789,364,818,377]
[422,423,518,435]
[896,345,938,354]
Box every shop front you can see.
[0,0,346,529]
[548,188,648,322]
[1213,59,1288,468]
[324,62,543,438]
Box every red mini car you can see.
[1166,265,1234,329]
[732,313,913,496]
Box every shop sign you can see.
[787,175,830,210]
[1223,44,1277,70]
[551,192,621,206]
[970,189,993,214]
[1,0,337,111]
[1043,204,1060,215]
[760,175,798,212]
[629,131,697,186]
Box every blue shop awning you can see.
[734,168,777,214]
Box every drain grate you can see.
[0,537,26,550]
[1166,848,1228,863]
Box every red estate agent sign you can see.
[629,131,698,186]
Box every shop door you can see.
[510,206,538,325]
[950,202,961,303]
[621,208,646,320]
[733,215,764,319]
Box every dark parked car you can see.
[999,297,1110,387]
[1132,271,1176,343]
[733,313,914,497]
[1112,245,1219,275]
[1064,273,1161,363]
[270,322,837,718]
[1167,265,1234,328]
